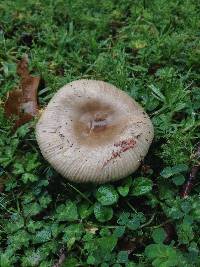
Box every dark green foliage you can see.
[0,0,200,266]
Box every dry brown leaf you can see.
[4,54,40,128]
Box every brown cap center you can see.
[73,100,123,146]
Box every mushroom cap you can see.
[36,79,154,183]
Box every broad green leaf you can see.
[191,197,200,220]
[33,229,51,244]
[6,213,24,233]
[172,175,185,185]
[160,167,173,178]
[117,212,130,225]
[127,216,141,230]
[94,202,113,222]
[117,185,130,197]
[97,236,118,252]
[39,241,58,257]
[181,201,192,214]
[99,228,111,237]
[96,185,119,205]
[113,264,122,267]
[125,263,137,267]
[5,178,17,191]
[23,202,42,217]
[171,164,188,173]
[13,162,24,174]
[131,177,153,196]
[100,263,110,267]
[27,220,43,233]
[25,153,41,172]
[51,222,64,238]
[78,202,93,219]
[7,230,31,251]
[117,251,129,263]
[117,177,132,197]
[163,204,184,220]
[63,224,84,243]
[145,244,180,267]
[117,212,145,230]
[128,212,145,230]
[21,173,38,183]
[177,221,194,245]
[38,194,52,208]
[56,201,78,222]
[87,255,96,265]
[113,226,125,238]
[152,228,167,244]
[0,251,16,267]
[21,249,43,267]
[23,202,42,216]
[15,124,31,138]
[161,165,188,178]
[63,257,79,267]
[82,232,94,242]
[22,192,35,204]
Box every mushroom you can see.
[36,79,154,183]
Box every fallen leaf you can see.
[85,225,98,234]
[4,54,40,128]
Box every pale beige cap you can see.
[36,80,154,183]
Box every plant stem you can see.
[149,219,172,229]
[66,182,93,204]
[125,200,138,213]
[140,213,155,228]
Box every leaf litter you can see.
[4,54,40,129]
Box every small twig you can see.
[180,165,200,198]
[125,200,138,213]
[140,213,155,229]
[66,182,93,204]
[132,253,144,257]
[148,219,172,229]
[180,142,200,198]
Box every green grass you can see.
[0,0,200,266]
